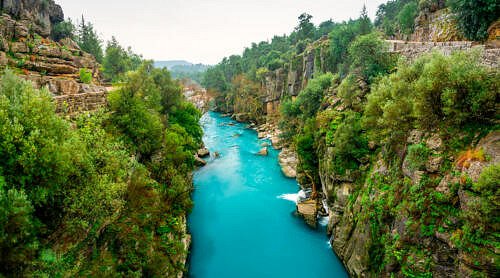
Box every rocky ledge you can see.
[0,11,108,114]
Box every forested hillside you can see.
[0,1,201,276]
[202,0,499,276]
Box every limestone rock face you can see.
[1,0,64,37]
[411,8,464,42]
[0,12,107,114]
[297,199,318,228]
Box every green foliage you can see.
[329,17,372,75]
[363,50,499,147]
[337,74,363,110]
[295,73,334,118]
[405,144,430,171]
[0,70,79,206]
[460,163,500,247]
[348,32,395,82]
[0,188,38,273]
[293,13,316,43]
[103,37,143,82]
[76,17,104,63]
[296,120,319,184]
[0,62,200,276]
[51,19,75,41]
[330,111,369,173]
[375,0,419,37]
[397,2,419,35]
[79,68,92,84]
[448,0,500,41]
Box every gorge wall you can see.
[0,0,108,114]
[242,12,499,278]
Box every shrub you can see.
[363,50,499,147]
[79,68,92,84]
[51,20,75,41]
[0,70,80,205]
[405,144,430,171]
[295,72,334,118]
[337,74,363,110]
[0,188,38,273]
[331,111,369,172]
[348,32,395,83]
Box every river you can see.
[188,112,348,277]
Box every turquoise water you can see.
[188,112,348,278]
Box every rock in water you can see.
[257,147,268,156]
[194,155,207,167]
[197,148,210,158]
[278,148,298,178]
[297,199,318,228]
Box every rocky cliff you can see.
[0,0,107,114]
[246,14,500,278]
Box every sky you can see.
[57,0,387,65]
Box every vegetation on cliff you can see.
[203,1,499,276]
[0,62,200,276]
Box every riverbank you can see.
[188,112,348,277]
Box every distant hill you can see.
[154,60,193,69]
[154,60,211,83]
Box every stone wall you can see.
[387,40,500,68]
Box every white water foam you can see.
[277,193,299,203]
[326,240,332,249]
[318,216,329,226]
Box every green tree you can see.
[293,13,316,43]
[397,2,418,36]
[448,0,500,41]
[51,19,75,41]
[348,32,395,82]
[0,187,38,273]
[76,17,103,63]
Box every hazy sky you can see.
[57,0,386,64]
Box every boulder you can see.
[197,148,210,158]
[426,133,443,151]
[278,148,298,178]
[426,156,443,172]
[194,155,207,167]
[297,199,318,228]
[10,41,29,53]
[0,52,8,67]
[407,129,424,144]
[271,135,282,149]
[257,147,268,156]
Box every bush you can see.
[295,72,334,118]
[348,32,395,83]
[0,188,38,273]
[51,19,75,41]
[337,74,363,110]
[405,144,430,171]
[363,50,499,147]
[0,70,80,205]
[331,111,369,173]
[79,68,92,84]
